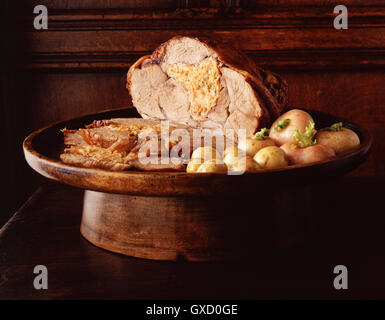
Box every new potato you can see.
[280,143,335,165]
[191,146,220,162]
[269,109,314,146]
[231,156,260,173]
[238,137,275,157]
[316,128,360,154]
[196,159,228,173]
[254,146,288,169]
[223,147,240,168]
[186,158,204,173]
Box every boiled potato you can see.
[238,137,275,157]
[223,147,242,168]
[316,126,360,154]
[186,158,203,173]
[281,143,335,165]
[197,159,227,174]
[223,146,240,158]
[269,109,314,146]
[191,146,220,162]
[231,156,260,173]
[254,146,288,169]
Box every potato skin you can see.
[253,146,288,169]
[269,109,314,146]
[231,156,260,173]
[191,146,220,162]
[196,159,228,173]
[186,158,203,173]
[316,128,360,154]
[238,137,275,157]
[223,146,239,158]
[281,143,335,165]
[223,147,241,169]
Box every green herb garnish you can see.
[254,128,270,140]
[292,120,317,148]
[324,122,343,132]
[274,119,290,131]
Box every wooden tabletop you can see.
[1,177,384,300]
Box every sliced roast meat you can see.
[60,150,185,172]
[60,118,197,171]
[60,146,133,171]
[60,116,238,171]
[131,156,185,171]
[62,118,161,153]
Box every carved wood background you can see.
[1,0,384,225]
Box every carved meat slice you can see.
[60,146,133,171]
[60,118,194,171]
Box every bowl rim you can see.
[23,107,373,195]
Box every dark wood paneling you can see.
[24,72,131,130]
[243,0,385,6]
[18,7,385,71]
[20,0,385,9]
[19,0,178,10]
[26,28,385,53]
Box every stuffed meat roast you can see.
[127,36,287,137]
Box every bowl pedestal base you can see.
[80,188,312,261]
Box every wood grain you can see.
[27,28,384,53]
[20,6,385,71]
[20,0,385,10]
[23,73,131,131]
[80,189,305,261]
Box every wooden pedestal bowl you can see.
[23,108,372,261]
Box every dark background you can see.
[1,0,385,227]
